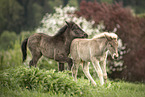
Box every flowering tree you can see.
[36,6,104,36]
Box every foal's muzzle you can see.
[112,53,118,59]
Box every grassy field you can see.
[0,66,145,97]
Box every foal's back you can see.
[71,38,107,62]
[71,39,90,61]
[28,33,64,59]
[28,33,55,49]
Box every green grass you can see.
[0,66,145,97]
[0,87,70,97]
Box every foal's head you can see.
[65,21,88,38]
[105,33,118,59]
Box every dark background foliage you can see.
[0,0,145,34]
[75,0,145,82]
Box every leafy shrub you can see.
[1,66,92,96]
[0,40,22,70]
[0,31,17,50]
[1,66,145,97]
[75,0,145,82]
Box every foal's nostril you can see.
[116,54,118,57]
[114,56,118,60]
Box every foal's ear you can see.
[65,21,70,27]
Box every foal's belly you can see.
[80,56,91,62]
[78,51,91,62]
[41,47,54,59]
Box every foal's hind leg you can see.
[71,60,80,81]
[29,50,42,67]
[81,62,97,86]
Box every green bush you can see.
[1,66,145,97]
[138,13,145,18]
[0,31,17,50]
[0,66,89,96]
[0,40,22,70]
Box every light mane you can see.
[93,32,118,39]
[108,33,118,39]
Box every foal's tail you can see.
[21,38,28,62]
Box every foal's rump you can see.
[28,33,42,48]
[28,33,55,58]
[21,33,43,62]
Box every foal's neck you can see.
[65,30,74,45]
[99,38,108,52]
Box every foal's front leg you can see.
[58,63,64,71]
[91,57,104,85]
[100,53,108,84]
[100,60,107,84]
[71,60,79,81]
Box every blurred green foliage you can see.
[68,0,79,8]
[101,0,113,4]
[138,13,145,18]
[0,31,32,70]
[121,0,145,14]
[0,0,145,34]
[0,31,17,50]
[0,31,32,50]
[0,0,64,34]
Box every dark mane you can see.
[54,25,68,37]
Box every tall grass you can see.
[0,40,22,70]
[0,66,145,97]
[0,66,89,96]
